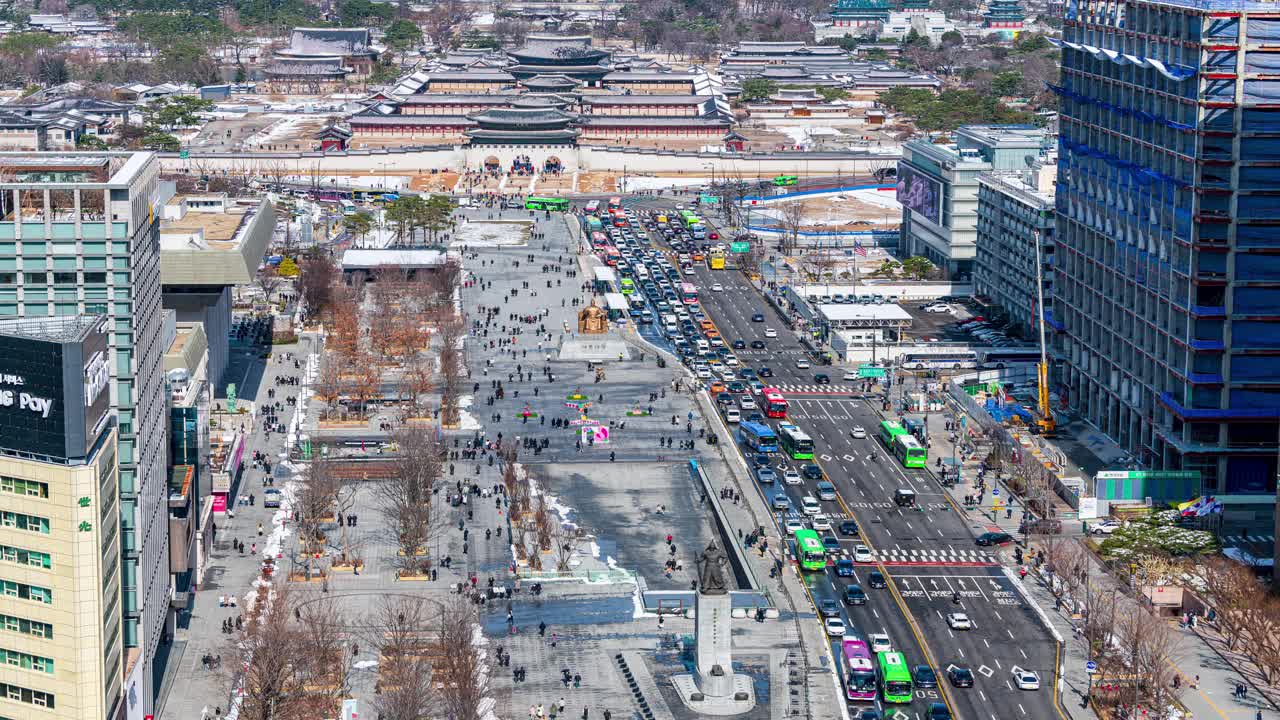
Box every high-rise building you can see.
[0,314,122,719]
[0,152,167,713]
[974,154,1057,340]
[898,124,1047,280]
[1055,0,1280,524]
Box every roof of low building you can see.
[341,248,450,270]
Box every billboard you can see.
[896,164,943,225]
[0,316,110,460]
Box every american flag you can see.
[854,241,868,257]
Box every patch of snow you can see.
[353,659,379,669]
[472,11,495,25]
[453,220,531,247]
[619,176,709,192]
[457,395,483,431]
[849,187,902,210]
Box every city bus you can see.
[584,200,600,215]
[603,247,621,267]
[586,216,604,233]
[680,282,699,305]
[590,231,609,248]
[708,247,726,270]
[877,652,914,704]
[779,423,814,460]
[607,196,623,211]
[981,348,1043,368]
[611,211,628,228]
[762,388,788,418]
[739,421,779,453]
[900,349,978,370]
[619,277,635,295]
[774,175,799,186]
[878,420,907,448]
[842,639,878,703]
[340,200,357,216]
[684,214,704,228]
[793,528,827,571]
[892,433,927,468]
[526,197,569,211]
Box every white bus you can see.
[899,349,979,370]
[341,200,357,216]
[980,349,1042,368]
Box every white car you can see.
[784,518,805,534]
[795,358,811,369]
[764,328,778,338]
[782,467,803,485]
[811,515,833,531]
[1090,520,1123,535]
[824,617,847,637]
[683,266,696,275]
[850,426,867,439]
[740,396,757,410]
[869,633,892,653]
[947,613,973,630]
[842,370,860,381]
[719,370,737,381]
[853,545,874,563]
[924,303,953,314]
[1012,667,1040,690]
[712,283,724,292]
[723,354,739,366]
[695,366,712,379]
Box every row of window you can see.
[0,580,49,605]
[0,477,46,499]
[0,648,52,674]
[0,271,110,285]
[0,545,50,571]
[0,513,47,535]
[0,613,50,640]
[0,681,52,709]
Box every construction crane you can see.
[1032,230,1056,436]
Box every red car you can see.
[709,232,719,240]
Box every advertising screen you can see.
[896,164,943,225]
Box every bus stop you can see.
[592,266,617,293]
[603,293,629,321]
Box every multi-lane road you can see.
[626,201,1064,720]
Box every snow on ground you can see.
[619,176,709,192]
[849,187,902,210]
[245,114,309,146]
[353,659,379,670]
[452,220,531,247]
[472,11,495,24]
[457,395,483,431]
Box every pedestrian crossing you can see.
[773,383,865,394]
[1222,534,1275,547]
[874,547,997,566]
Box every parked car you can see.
[975,531,1014,546]
[1090,520,1123,535]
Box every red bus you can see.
[762,388,788,418]
[590,231,608,248]
[607,196,623,211]
[611,210,628,228]
[603,247,621,267]
[680,282,699,305]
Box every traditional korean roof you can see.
[510,93,575,109]
[509,35,608,64]
[521,74,581,91]
[280,27,374,58]
[580,94,710,106]
[469,107,578,128]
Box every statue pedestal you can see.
[671,590,756,715]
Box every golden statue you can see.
[578,300,608,335]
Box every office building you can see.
[1054,0,1280,528]
[897,124,1048,280]
[974,154,1057,339]
[0,314,122,720]
[0,152,167,714]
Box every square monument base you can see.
[671,673,756,716]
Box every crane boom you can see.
[1033,230,1056,436]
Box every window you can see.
[0,649,52,674]
[0,580,50,604]
[0,545,50,570]
[0,512,48,534]
[83,271,106,284]
[0,477,47,499]
[0,681,53,708]
[20,272,44,285]
[51,272,76,285]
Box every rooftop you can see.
[159,197,274,287]
[0,151,154,187]
[815,303,914,323]
[0,314,105,343]
[342,248,450,270]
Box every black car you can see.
[975,531,1014,546]
[751,313,765,322]
[818,599,841,617]
[727,381,747,393]
[948,666,975,688]
[914,665,938,688]
[758,367,773,377]
[732,339,746,349]
[844,584,867,605]
[716,393,734,405]
[814,373,831,384]
[801,464,823,480]
[858,711,882,720]
[753,453,771,467]
[746,413,765,424]
[928,703,952,720]
[838,520,860,536]
[868,570,886,589]
[750,340,766,349]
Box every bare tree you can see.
[257,264,284,304]
[377,428,443,575]
[1198,556,1261,651]
[777,201,806,255]
[549,518,579,572]
[1080,583,1118,658]
[366,595,439,720]
[1244,596,1280,684]
[437,320,465,425]
[402,353,436,416]
[315,357,345,420]
[292,458,341,579]
[434,597,492,720]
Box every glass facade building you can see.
[0,153,167,712]
[1055,0,1280,509]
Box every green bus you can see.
[877,652,914,704]
[878,420,907,448]
[793,528,826,571]
[774,175,799,186]
[586,216,603,232]
[619,277,635,295]
[778,423,814,460]
[526,197,569,211]
[892,434,927,468]
[684,214,703,228]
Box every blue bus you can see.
[739,421,779,453]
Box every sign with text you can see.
[857,366,887,378]
[730,241,751,253]
[580,425,610,444]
